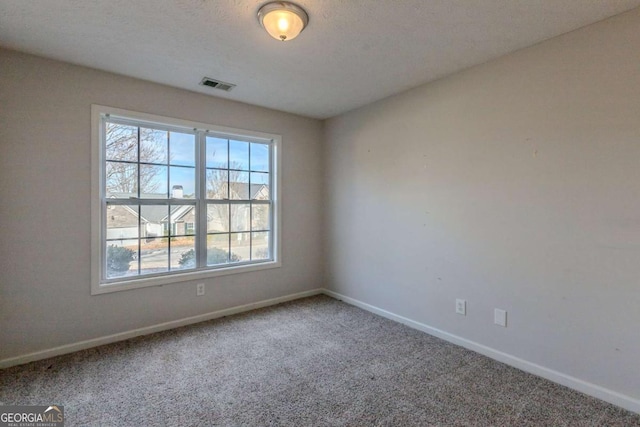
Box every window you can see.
[91,105,280,294]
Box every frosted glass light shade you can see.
[258,2,308,41]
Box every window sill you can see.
[91,260,281,295]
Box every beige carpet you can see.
[1,295,638,426]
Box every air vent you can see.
[200,77,236,92]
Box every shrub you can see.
[255,248,270,259]
[107,245,135,274]
[178,248,240,268]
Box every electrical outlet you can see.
[196,283,205,296]
[455,299,466,315]
[494,309,507,327]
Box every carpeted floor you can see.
[1,295,638,426]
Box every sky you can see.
[107,124,270,198]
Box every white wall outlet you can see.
[196,283,205,296]
[494,308,507,327]
[455,299,466,315]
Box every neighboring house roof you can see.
[108,192,183,223]
[165,205,193,222]
[230,183,268,200]
[108,183,268,223]
[144,205,176,223]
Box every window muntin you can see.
[104,121,198,279]
[95,107,278,292]
[205,136,272,267]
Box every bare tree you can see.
[105,124,167,195]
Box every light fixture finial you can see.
[258,1,308,42]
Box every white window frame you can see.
[91,105,281,295]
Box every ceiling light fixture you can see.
[258,1,308,42]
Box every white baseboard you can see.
[0,288,323,369]
[2,286,638,414]
[322,289,640,415]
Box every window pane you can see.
[250,172,270,200]
[250,143,269,172]
[170,166,195,199]
[170,132,195,166]
[207,234,230,266]
[230,203,250,232]
[106,240,138,279]
[171,236,195,271]
[140,238,168,275]
[170,205,196,236]
[107,204,139,239]
[106,161,137,197]
[229,171,249,200]
[140,205,169,238]
[140,165,168,198]
[230,232,250,262]
[206,169,228,200]
[206,136,228,168]
[140,128,168,164]
[207,204,229,232]
[106,123,137,162]
[252,232,270,260]
[229,140,249,170]
[100,110,278,286]
[251,204,270,231]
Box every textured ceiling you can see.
[1,0,639,119]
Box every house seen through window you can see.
[95,106,278,291]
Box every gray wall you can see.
[0,49,324,359]
[2,5,640,406]
[324,9,640,400]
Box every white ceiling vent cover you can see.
[200,77,236,92]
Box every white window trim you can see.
[91,105,282,295]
